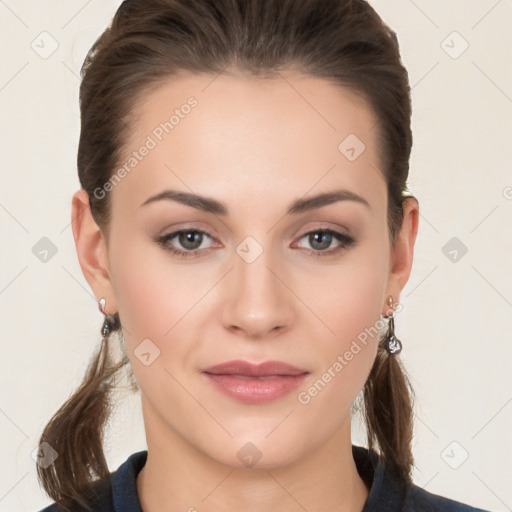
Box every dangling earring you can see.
[98,297,118,338]
[382,295,402,355]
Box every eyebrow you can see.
[140,188,371,215]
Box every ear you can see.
[383,196,419,314]
[71,189,117,315]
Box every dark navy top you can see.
[37,445,492,511]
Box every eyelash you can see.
[156,227,356,259]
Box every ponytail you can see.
[36,314,131,510]
[361,321,416,485]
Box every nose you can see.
[220,243,295,340]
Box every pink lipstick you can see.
[202,360,309,404]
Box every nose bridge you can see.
[222,234,293,336]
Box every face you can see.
[97,70,398,468]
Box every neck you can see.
[136,399,370,512]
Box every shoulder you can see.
[352,444,493,512]
[35,505,72,512]
[405,482,494,512]
[33,474,114,512]
[34,505,58,512]
[33,450,147,512]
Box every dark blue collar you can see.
[44,444,489,511]
[108,444,407,512]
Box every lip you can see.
[202,359,308,376]
[202,360,309,404]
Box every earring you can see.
[382,295,402,355]
[98,297,117,338]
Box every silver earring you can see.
[98,297,116,338]
[382,296,402,355]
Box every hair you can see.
[37,0,416,508]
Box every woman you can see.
[35,0,492,510]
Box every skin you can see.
[72,69,419,512]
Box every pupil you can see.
[180,231,201,249]
[311,232,331,250]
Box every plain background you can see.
[1,1,511,511]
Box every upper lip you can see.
[202,360,308,377]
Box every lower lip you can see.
[203,373,308,404]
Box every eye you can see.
[293,228,356,256]
[157,229,215,259]
[157,227,356,259]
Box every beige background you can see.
[0,1,511,511]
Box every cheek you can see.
[108,236,210,361]
[290,259,385,453]
[108,222,194,325]
[108,246,190,398]
[309,242,389,393]
[319,244,388,345]
[107,230,176,356]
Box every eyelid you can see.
[292,226,355,254]
[157,224,355,258]
[159,228,218,249]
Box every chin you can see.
[200,432,307,471]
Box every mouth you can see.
[202,359,308,377]
[201,360,309,404]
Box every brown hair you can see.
[37,0,416,508]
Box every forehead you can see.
[113,70,386,216]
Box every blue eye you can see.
[157,229,213,259]
[294,229,356,256]
[157,228,355,259]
